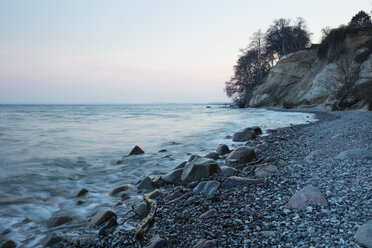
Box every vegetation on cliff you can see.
[225,18,311,107]
[226,10,372,109]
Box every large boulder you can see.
[163,169,183,184]
[335,149,372,160]
[181,156,220,184]
[285,185,328,210]
[216,144,230,155]
[225,146,256,166]
[89,209,116,227]
[129,145,145,155]
[193,180,220,196]
[354,223,372,248]
[232,128,256,142]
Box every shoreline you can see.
[60,108,371,247]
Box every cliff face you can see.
[249,31,372,109]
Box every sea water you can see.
[0,104,316,247]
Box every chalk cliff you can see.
[249,30,372,109]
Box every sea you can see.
[0,104,316,247]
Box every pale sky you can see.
[0,0,371,104]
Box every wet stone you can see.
[135,202,148,219]
[216,144,230,155]
[129,145,145,155]
[193,180,220,196]
[76,188,88,197]
[88,209,117,227]
[0,240,16,248]
[41,233,65,248]
[221,166,237,177]
[147,189,162,200]
[109,184,134,196]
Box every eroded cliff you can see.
[249,30,372,109]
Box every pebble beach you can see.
[59,109,372,248]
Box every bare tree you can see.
[265,18,311,59]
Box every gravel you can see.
[64,109,372,248]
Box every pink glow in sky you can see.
[0,0,371,103]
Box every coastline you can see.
[63,108,371,248]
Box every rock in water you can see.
[335,149,372,160]
[163,169,183,184]
[145,234,166,248]
[89,209,117,227]
[109,184,134,196]
[181,156,220,184]
[193,180,220,196]
[255,164,278,178]
[46,213,72,227]
[354,223,372,248]
[129,145,145,155]
[225,146,256,166]
[216,144,230,155]
[98,216,117,236]
[137,176,155,191]
[204,151,219,160]
[41,233,65,247]
[76,188,88,197]
[174,161,187,170]
[232,128,256,142]
[0,240,16,248]
[252,126,263,135]
[285,185,328,210]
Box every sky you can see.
[0,0,371,104]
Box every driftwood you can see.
[135,193,157,239]
[235,158,263,169]
[247,165,257,175]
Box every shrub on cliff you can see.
[318,10,372,61]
